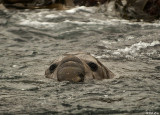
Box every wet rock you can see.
[73,0,108,6]
[0,0,109,9]
[0,3,6,9]
[98,0,160,21]
[119,0,160,21]
[1,0,74,9]
[144,0,160,18]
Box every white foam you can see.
[16,6,160,29]
[95,40,160,60]
[63,18,120,25]
[65,6,96,14]
[19,19,56,28]
[127,36,135,40]
[45,14,59,18]
[113,41,160,55]
[102,40,112,45]
[91,18,160,27]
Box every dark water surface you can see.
[0,7,160,114]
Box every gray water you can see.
[0,7,160,114]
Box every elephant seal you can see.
[45,52,114,82]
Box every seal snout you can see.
[57,56,85,82]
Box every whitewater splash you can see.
[13,6,160,30]
[114,41,160,54]
[96,38,160,60]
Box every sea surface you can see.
[0,6,160,114]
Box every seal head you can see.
[45,52,114,82]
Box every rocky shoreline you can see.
[0,0,160,21]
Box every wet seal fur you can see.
[45,52,114,82]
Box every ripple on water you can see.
[0,8,160,115]
[0,75,23,80]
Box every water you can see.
[0,7,160,114]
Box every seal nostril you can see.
[78,73,84,82]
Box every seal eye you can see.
[87,62,98,71]
[49,64,57,73]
